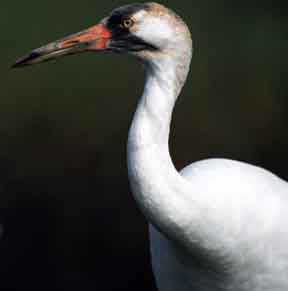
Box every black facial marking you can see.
[106,3,149,31]
[109,34,158,52]
[105,3,158,53]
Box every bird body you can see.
[14,3,288,290]
[150,159,288,291]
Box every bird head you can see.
[12,2,192,68]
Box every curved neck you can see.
[129,59,182,150]
[127,52,192,239]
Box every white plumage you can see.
[125,4,288,290]
[14,2,288,290]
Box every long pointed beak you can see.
[12,23,112,68]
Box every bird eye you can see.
[121,18,134,29]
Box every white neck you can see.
[127,51,193,241]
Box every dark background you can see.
[1,0,288,290]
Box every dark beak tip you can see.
[11,51,41,69]
[11,61,25,69]
[10,58,24,69]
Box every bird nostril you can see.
[61,39,80,48]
